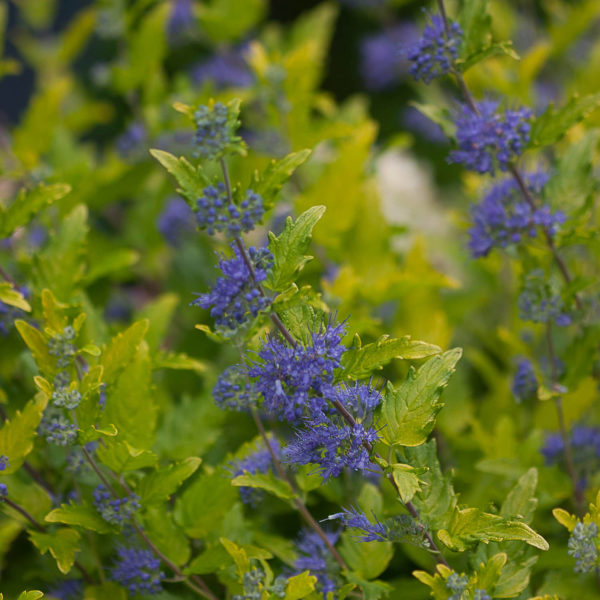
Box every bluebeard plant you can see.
[518,269,571,326]
[213,364,259,411]
[39,412,78,446]
[93,485,141,526]
[567,521,599,573]
[194,102,231,160]
[406,14,462,83]
[47,580,83,600]
[192,49,253,89]
[0,455,8,471]
[328,506,388,541]
[51,386,82,410]
[446,572,469,600]
[468,173,565,258]
[292,530,340,597]
[191,244,273,333]
[448,101,532,174]
[116,123,147,158]
[195,184,265,237]
[157,196,194,246]
[167,0,194,40]
[511,358,538,402]
[231,439,280,505]
[111,546,164,595]
[0,483,6,501]
[47,326,76,369]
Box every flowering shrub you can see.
[0,1,599,599]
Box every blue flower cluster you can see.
[213,365,259,411]
[51,385,82,410]
[468,173,565,258]
[167,0,193,40]
[157,196,194,247]
[116,123,146,158]
[93,485,141,527]
[195,184,265,237]
[449,101,532,174]
[0,483,6,501]
[111,546,164,595]
[192,48,253,90]
[328,507,387,541]
[511,358,538,402]
[293,529,339,597]
[194,102,230,160]
[567,521,599,573]
[518,269,571,327]
[474,590,492,600]
[231,439,280,505]
[47,579,82,600]
[192,244,273,333]
[47,326,77,369]
[283,415,378,482]
[39,412,78,446]
[0,455,8,471]
[248,321,347,422]
[406,15,462,83]
[543,426,600,465]
[446,572,469,600]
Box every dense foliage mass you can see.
[0,1,599,599]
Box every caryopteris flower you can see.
[194,102,230,160]
[518,269,571,327]
[39,413,78,446]
[446,572,469,600]
[51,386,82,410]
[111,546,164,595]
[406,14,462,83]
[0,455,8,471]
[511,358,538,402]
[0,483,7,501]
[157,196,194,246]
[47,579,83,600]
[231,438,280,506]
[195,184,265,237]
[567,521,599,573]
[47,326,77,369]
[213,364,259,411]
[448,100,532,174]
[468,173,565,257]
[293,529,340,597]
[248,321,347,422]
[192,49,253,89]
[474,590,492,600]
[327,507,388,542]
[116,123,147,158]
[333,381,382,419]
[192,244,273,333]
[93,485,141,527]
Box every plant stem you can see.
[3,497,94,583]
[80,449,218,600]
[437,0,581,309]
[545,323,585,515]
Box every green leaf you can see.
[552,508,577,532]
[77,424,118,445]
[390,463,425,504]
[79,582,126,600]
[253,150,311,209]
[15,320,55,377]
[95,440,158,473]
[150,149,210,203]
[284,571,318,600]
[0,283,31,311]
[198,0,267,43]
[100,319,149,386]
[266,206,326,292]
[16,593,44,600]
[340,334,441,380]
[410,102,456,138]
[0,183,71,238]
[340,532,393,580]
[137,293,179,354]
[530,94,600,148]
[380,349,462,446]
[83,249,139,285]
[45,501,114,534]
[231,472,295,501]
[437,507,549,552]
[459,40,519,72]
[458,0,491,60]
[142,504,190,566]
[501,468,539,523]
[342,573,391,600]
[29,528,80,574]
[153,351,207,372]
[184,543,232,575]
[0,394,48,474]
[220,537,250,577]
[138,457,202,504]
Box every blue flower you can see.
[0,483,7,501]
[192,48,253,89]
[51,386,82,410]
[116,123,146,158]
[191,244,273,334]
[47,579,83,600]
[406,14,462,83]
[446,572,469,600]
[248,321,346,422]
[0,455,8,471]
[474,590,492,600]
[47,326,77,369]
[194,102,231,160]
[231,438,280,506]
[111,546,164,595]
[213,364,259,412]
[512,358,538,402]
[448,100,532,174]
[283,414,378,481]
[293,529,340,597]
[333,382,382,419]
[518,269,571,327]
[195,184,265,238]
[39,412,78,446]
[157,196,194,246]
[167,0,194,40]
[468,173,565,257]
[567,521,599,573]
[327,507,388,542]
[93,485,140,527]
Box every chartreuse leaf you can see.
[266,206,326,292]
[552,508,578,532]
[0,394,48,474]
[0,183,71,238]
[79,583,126,600]
[284,571,317,600]
[437,507,549,552]
[501,468,539,522]
[153,351,207,372]
[40,289,68,334]
[0,283,30,311]
[231,472,295,501]
[381,349,462,447]
[137,293,179,354]
[253,150,311,210]
[220,538,250,578]
[29,528,80,574]
[340,334,441,380]
[458,0,491,60]
[100,319,149,385]
[339,532,393,581]
[83,249,139,285]
[530,94,600,148]
[15,320,54,377]
[150,149,210,204]
[75,364,104,431]
[184,543,232,575]
[343,573,391,600]
[95,440,158,473]
[45,501,114,534]
[142,504,190,566]
[390,463,425,504]
[198,0,266,43]
[16,593,44,600]
[137,457,202,504]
